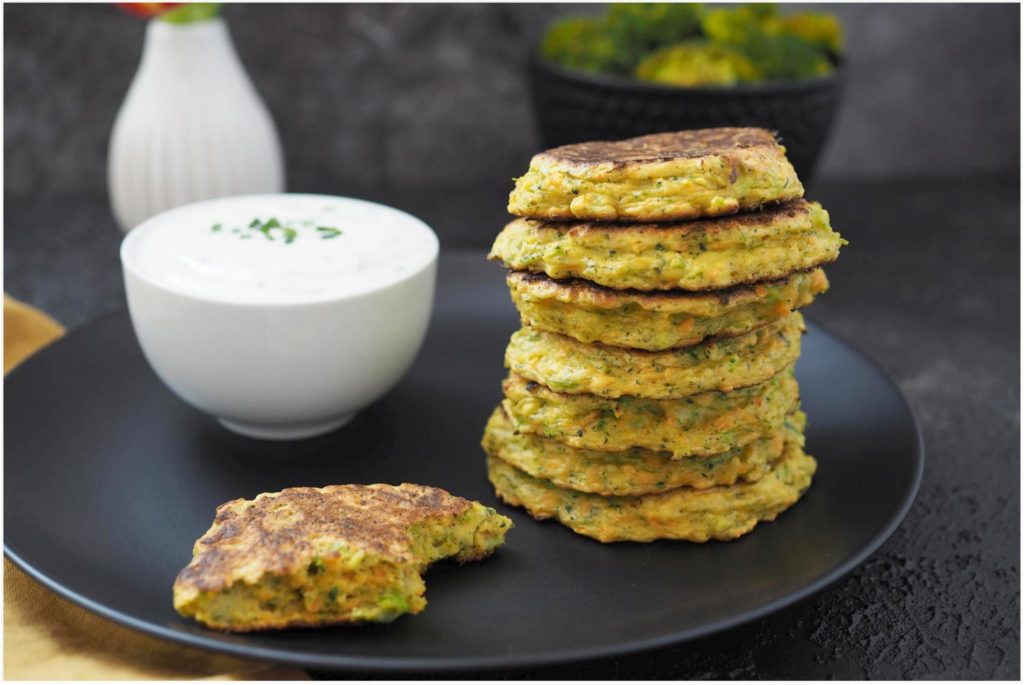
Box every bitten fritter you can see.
[173,484,512,631]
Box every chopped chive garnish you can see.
[316,226,342,239]
[217,218,338,244]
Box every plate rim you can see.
[3,313,925,673]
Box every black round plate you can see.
[4,266,923,673]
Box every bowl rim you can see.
[120,193,440,310]
[529,52,845,95]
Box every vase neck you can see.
[139,17,241,76]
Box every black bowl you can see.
[527,56,845,183]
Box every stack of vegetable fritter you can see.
[484,128,845,543]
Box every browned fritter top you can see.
[537,128,781,168]
[175,484,474,594]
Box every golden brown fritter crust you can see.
[175,484,474,595]
[539,128,784,168]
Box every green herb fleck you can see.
[219,217,339,244]
[316,226,343,240]
[308,557,325,575]
[278,227,298,244]
[247,217,297,244]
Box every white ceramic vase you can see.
[108,17,285,233]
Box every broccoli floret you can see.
[635,40,760,86]
[700,6,764,45]
[768,12,844,55]
[541,4,703,75]
[702,6,833,80]
[540,17,621,73]
[604,3,704,70]
[744,33,833,80]
[737,3,781,24]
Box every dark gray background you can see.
[4,2,1021,680]
[4,3,1021,207]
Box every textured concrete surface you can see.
[4,178,1019,678]
[4,3,1020,199]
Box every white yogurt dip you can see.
[121,194,439,440]
[123,194,438,304]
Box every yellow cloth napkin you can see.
[3,294,307,680]
[3,294,64,374]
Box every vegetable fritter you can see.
[173,484,512,631]
[488,434,816,543]
[507,268,828,351]
[507,129,803,222]
[483,406,806,496]
[504,313,803,399]
[491,199,842,291]
[501,366,799,457]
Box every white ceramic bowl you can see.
[121,194,439,440]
